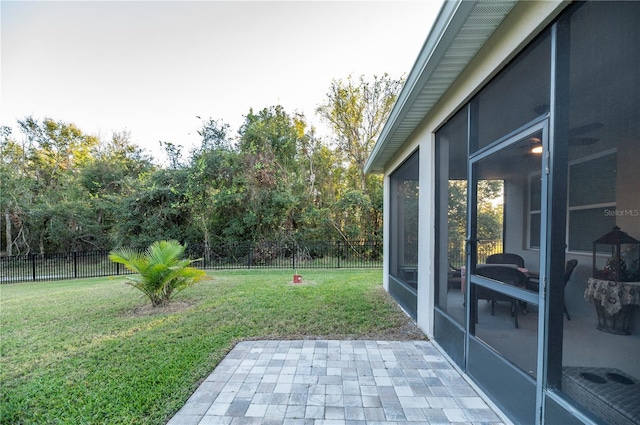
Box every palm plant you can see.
[109,240,206,306]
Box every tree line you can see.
[1,75,402,256]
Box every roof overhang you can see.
[364,0,518,174]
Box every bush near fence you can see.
[0,240,383,284]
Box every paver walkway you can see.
[167,340,508,425]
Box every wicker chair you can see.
[486,253,525,268]
[526,259,578,319]
[486,253,532,313]
[475,265,528,328]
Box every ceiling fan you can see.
[568,122,603,146]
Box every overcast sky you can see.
[1,1,442,160]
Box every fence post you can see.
[337,242,341,269]
[292,246,296,271]
[73,251,78,278]
[31,253,36,281]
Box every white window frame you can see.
[527,148,617,253]
[566,148,617,254]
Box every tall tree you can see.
[316,74,402,240]
[110,167,193,248]
[293,127,343,241]
[17,117,98,192]
[235,106,309,242]
[317,74,403,191]
[187,118,234,257]
[80,130,153,197]
[2,117,157,254]
[3,117,102,253]
[78,131,155,250]
[0,126,28,255]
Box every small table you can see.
[585,278,640,335]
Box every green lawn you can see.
[0,269,424,424]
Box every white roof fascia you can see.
[364,0,517,174]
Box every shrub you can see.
[109,240,205,306]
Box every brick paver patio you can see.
[167,340,509,425]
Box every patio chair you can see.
[447,263,462,292]
[486,253,525,268]
[475,265,528,328]
[486,253,533,313]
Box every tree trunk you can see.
[200,218,211,262]
[5,209,11,256]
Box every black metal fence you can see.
[448,239,504,269]
[0,240,383,284]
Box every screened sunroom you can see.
[366,1,640,424]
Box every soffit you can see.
[364,0,517,174]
